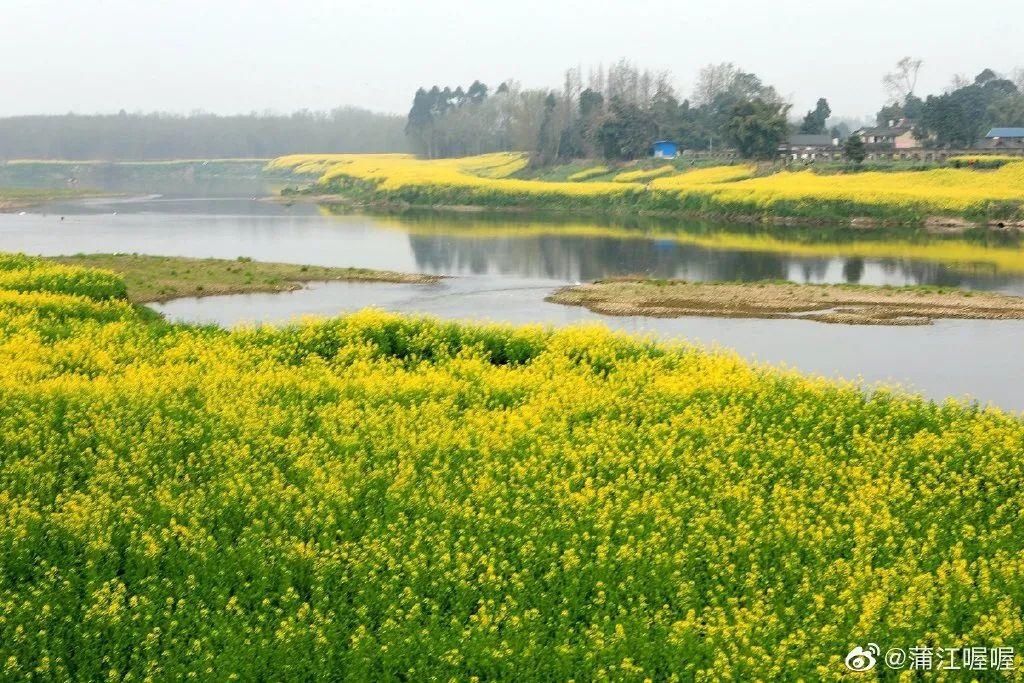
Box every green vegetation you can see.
[46,253,438,302]
[948,155,1023,169]
[723,98,791,159]
[916,69,1024,147]
[1,254,1024,679]
[843,134,866,164]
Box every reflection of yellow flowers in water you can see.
[354,212,1024,276]
[2,253,1024,680]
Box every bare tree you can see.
[692,63,740,106]
[883,57,923,102]
[1013,68,1024,93]
[563,67,583,106]
[944,73,971,94]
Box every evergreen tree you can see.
[466,81,488,104]
[843,133,866,163]
[799,98,831,134]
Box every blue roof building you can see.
[981,128,1024,150]
[986,128,1024,139]
[652,140,679,159]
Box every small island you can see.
[547,278,1024,325]
[47,253,440,303]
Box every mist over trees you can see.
[876,58,1024,147]
[6,58,1023,164]
[405,61,791,162]
[0,108,409,160]
[404,58,1024,164]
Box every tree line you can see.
[875,60,1024,147]
[0,108,409,160]
[406,61,792,162]
[407,60,1024,164]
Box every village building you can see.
[978,127,1024,150]
[853,119,917,149]
[651,140,679,159]
[778,134,838,160]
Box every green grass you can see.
[46,253,439,302]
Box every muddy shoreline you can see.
[547,278,1024,326]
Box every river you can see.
[2,191,1023,411]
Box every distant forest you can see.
[0,108,409,160]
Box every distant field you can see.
[270,152,1024,225]
[0,158,287,197]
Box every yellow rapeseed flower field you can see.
[613,165,675,183]
[566,165,609,181]
[2,253,1024,680]
[271,153,1024,222]
[271,152,637,198]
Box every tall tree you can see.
[597,98,657,160]
[883,57,924,102]
[843,134,866,164]
[725,99,791,159]
[799,98,832,134]
[466,80,488,104]
[692,63,741,107]
[536,92,560,164]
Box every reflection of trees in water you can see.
[897,260,1024,294]
[797,260,831,283]
[406,231,1024,292]
[389,210,1024,291]
[409,233,793,282]
[843,258,865,283]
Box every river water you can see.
[2,192,1023,411]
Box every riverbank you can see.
[1,159,290,201]
[0,188,101,211]
[269,153,1024,228]
[46,253,440,303]
[547,278,1024,325]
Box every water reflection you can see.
[372,209,1024,293]
[5,197,1024,295]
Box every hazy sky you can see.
[3,0,1021,120]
